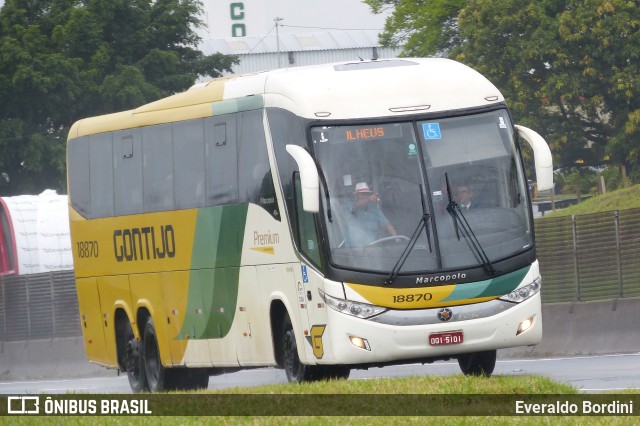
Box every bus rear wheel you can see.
[125,337,148,392]
[142,316,170,392]
[173,369,210,390]
[457,350,497,377]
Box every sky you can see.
[0,1,391,39]
[200,0,391,39]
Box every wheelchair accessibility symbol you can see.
[422,123,442,140]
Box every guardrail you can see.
[0,271,80,342]
[536,208,640,302]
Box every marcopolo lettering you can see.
[416,272,466,285]
[114,225,176,262]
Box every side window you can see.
[238,110,279,220]
[114,130,143,215]
[89,133,114,217]
[205,116,239,205]
[67,136,90,216]
[143,124,174,212]
[174,119,206,209]
[294,173,322,267]
[266,108,307,224]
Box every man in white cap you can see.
[344,182,398,246]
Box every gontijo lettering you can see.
[113,225,175,262]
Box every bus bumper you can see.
[318,292,542,365]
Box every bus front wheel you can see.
[282,315,318,382]
[457,350,497,377]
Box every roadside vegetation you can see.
[538,183,640,218]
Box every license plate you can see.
[429,330,464,346]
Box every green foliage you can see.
[367,0,640,182]
[0,0,238,195]
[541,183,640,218]
[364,0,465,56]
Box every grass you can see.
[537,184,640,218]
[5,375,639,425]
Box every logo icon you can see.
[422,123,442,140]
[437,308,453,322]
[8,396,40,414]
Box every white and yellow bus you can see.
[67,58,553,392]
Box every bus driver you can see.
[344,182,398,246]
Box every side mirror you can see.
[515,125,554,192]
[286,145,320,213]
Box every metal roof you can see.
[199,30,384,55]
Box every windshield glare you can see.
[311,110,533,274]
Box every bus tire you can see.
[457,350,497,377]
[142,316,169,392]
[282,314,318,382]
[318,366,350,380]
[125,337,148,393]
[174,369,210,391]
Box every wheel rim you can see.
[126,340,142,381]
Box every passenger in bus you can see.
[344,182,398,246]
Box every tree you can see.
[364,0,465,56]
[366,0,640,181]
[0,0,238,195]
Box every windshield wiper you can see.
[317,166,333,222]
[385,185,432,285]
[444,173,496,276]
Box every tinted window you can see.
[114,130,143,216]
[267,108,307,224]
[205,116,239,205]
[143,124,174,212]
[238,110,278,219]
[67,136,90,216]
[174,120,206,209]
[89,133,114,217]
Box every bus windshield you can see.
[311,109,533,274]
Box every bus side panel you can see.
[129,273,172,367]
[205,267,241,367]
[76,277,110,366]
[237,265,274,366]
[97,275,133,367]
[170,269,214,367]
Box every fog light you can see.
[349,335,371,351]
[517,317,534,336]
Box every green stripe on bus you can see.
[212,95,264,115]
[442,266,530,301]
[179,204,249,339]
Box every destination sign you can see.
[312,124,403,145]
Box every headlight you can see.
[499,278,541,303]
[319,290,387,319]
